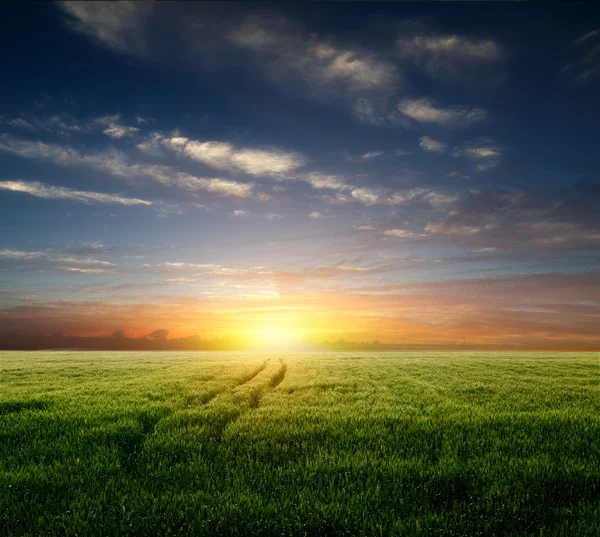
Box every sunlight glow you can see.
[250,325,307,350]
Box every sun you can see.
[252,326,305,350]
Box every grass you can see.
[1,350,599,536]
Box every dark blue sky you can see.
[0,2,598,347]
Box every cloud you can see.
[233,210,249,217]
[0,248,117,275]
[103,124,140,139]
[310,211,323,219]
[383,229,426,238]
[0,135,257,199]
[227,15,400,125]
[419,135,447,154]
[229,16,398,94]
[56,267,117,275]
[419,186,600,252]
[425,222,481,236]
[303,172,349,191]
[350,188,380,206]
[2,112,142,138]
[0,135,82,164]
[0,180,152,206]
[58,1,152,57]
[360,151,385,160]
[93,114,141,139]
[398,97,488,127]
[396,25,505,85]
[561,29,600,83]
[452,139,503,171]
[422,191,459,208]
[161,135,305,177]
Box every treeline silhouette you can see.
[0,330,596,351]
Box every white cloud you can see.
[7,118,36,131]
[229,16,398,95]
[383,229,426,238]
[0,135,82,164]
[161,136,305,177]
[303,172,349,191]
[399,35,503,62]
[472,247,498,253]
[59,1,152,57]
[423,191,458,208]
[0,136,257,199]
[397,30,504,84]
[361,151,385,160]
[136,132,165,156]
[310,211,323,219]
[452,140,502,172]
[103,124,140,139]
[56,266,117,275]
[228,15,400,125]
[398,97,488,127]
[233,210,249,217]
[0,180,152,206]
[316,265,368,273]
[419,135,447,154]
[94,114,140,139]
[351,187,380,206]
[0,248,117,274]
[425,223,481,235]
[453,146,501,159]
[561,29,600,83]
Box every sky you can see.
[0,2,599,349]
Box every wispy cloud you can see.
[383,229,426,238]
[452,139,503,171]
[360,150,385,160]
[59,1,152,57]
[227,14,400,125]
[161,135,305,177]
[398,97,488,127]
[419,135,447,154]
[396,24,505,85]
[0,248,117,275]
[95,114,140,139]
[303,172,349,191]
[56,266,117,275]
[561,29,600,83]
[0,135,258,199]
[0,180,151,206]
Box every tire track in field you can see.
[247,357,288,408]
[211,356,288,432]
[269,358,287,389]
[237,359,269,386]
[122,357,289,474]
[124,359,271,472]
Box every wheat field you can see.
[1,351,599,536]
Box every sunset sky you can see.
[1,2,599,348]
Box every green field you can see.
[1,351,599,536]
